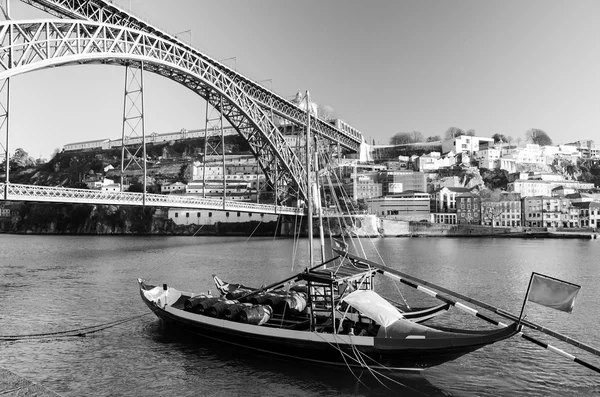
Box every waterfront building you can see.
[366,191,430,221]
[572,201,600,229]
[431,186,474,213]
[481,198,522,227]
[441,135,494,155]
[522,196,578,228]
[456,193,481,224]
[167,208,277,226]
[431,213,457,224]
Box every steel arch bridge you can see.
[0,1,363,213]
[0,18,314,201]
[18,0,363,152]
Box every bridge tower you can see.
[0,0,9,200]
[120,63,147,204]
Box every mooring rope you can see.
[0,313,151,341]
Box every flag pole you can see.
[518,272,535,326]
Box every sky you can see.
[4,0,600,159]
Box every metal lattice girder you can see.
[0,19,307,202]
[121,64,145,172]
[4,183,303,215]
[18,0,363,151]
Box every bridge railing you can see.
[2,183,304,216]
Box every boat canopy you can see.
[342,290,403,327]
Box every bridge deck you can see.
[2,184,304,216]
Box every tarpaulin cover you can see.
[342,290,403,327]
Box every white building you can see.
[507,179,595,197]
[168,208,277,226]
[442,136,494,155]
[474,147,501,169]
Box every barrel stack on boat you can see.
[138,253,521,371]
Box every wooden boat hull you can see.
[139,281,519,371]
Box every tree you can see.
[389,132,413,145]
[492,133,508,144]
[426,135,441,142]
[410,131,425,143]
[444,127,465,140]
[389,131,424,145]
[10,148,36,170]
[526,128,553,146]
[465,129,476,136]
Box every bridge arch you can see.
[0,19,308,202]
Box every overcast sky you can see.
[6,0,600,159]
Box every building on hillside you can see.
[101,184,121,193]
[456,193,481,224]
[342,172,382,200]
[366,191,430,221]
[564,192,594,203]
[441,135,494,155]
[186,180,254,200]
[474,147,501,169]
[481,198,522,227]
[572,201,600,229]
[63,139,111,151]
[507,179,594,197]
[161,182,186,194]
[551,186,577,197]
[566,140,599,160]
[414,152,456,172]
[378,171,426,196]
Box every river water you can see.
[1,234,599,396]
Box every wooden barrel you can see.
[249,293,271,305]
[206,300,239,318]
[284,292,307,313]
[239,305,273,325]
[225,288,253,301]
[190,297,221,314]
[184,294,211,312]
[224,303,253,321]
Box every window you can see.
[226,212,230,217]
[186,213,189,218]
[208,212,212,217]
[174,213,179,218]
[197,213,201,218]
[237,212,241,217]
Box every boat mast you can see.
[314,138,326,264]
[305,91,314,267]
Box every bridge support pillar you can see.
[203,93,225,203]
[120,62,147,204]
[0,2,10,200]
